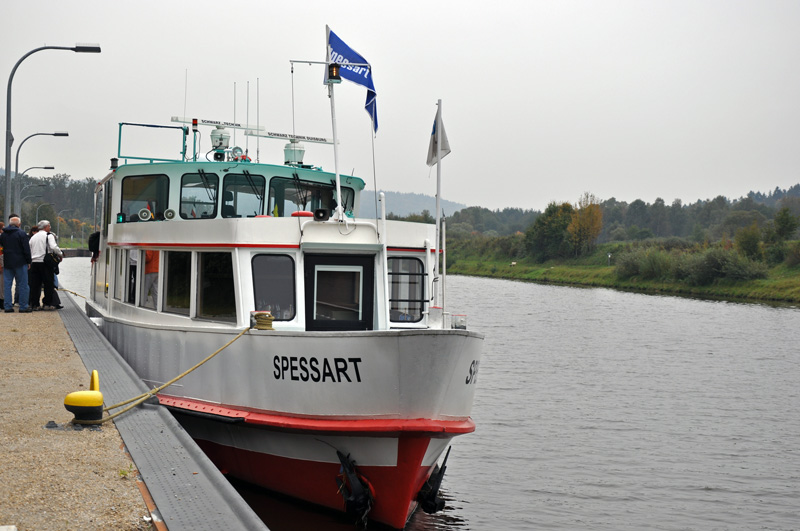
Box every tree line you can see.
[0,173,97,242]
[397,183,800,271]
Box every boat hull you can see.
[87,306,484,528]
[170,411,456,528]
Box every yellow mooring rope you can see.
[57,287,87,300]
[73,327,251,425]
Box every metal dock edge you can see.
[58,292,268,531]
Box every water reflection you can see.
[231,479,467,531]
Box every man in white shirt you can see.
[28,220,63,310]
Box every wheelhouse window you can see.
[120,174,169,221]
[388,257,425,322]
[197,252,236,322]
[163,251,191,316]
[180,171,218,219]
[252,254,295,320]
[304,254,374,331]
[222,172,266,218]
[267,176,354,217]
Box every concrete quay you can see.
[0,292,267,530]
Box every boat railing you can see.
[117,122,188,164]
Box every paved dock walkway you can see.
[0,291,267,530]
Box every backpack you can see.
[88,232,101,253]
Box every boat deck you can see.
[59,293,268,531]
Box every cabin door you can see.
[304,254,374,331]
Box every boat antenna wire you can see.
[291,64,296,138]
[183,68,189,159]
[257,77,260,163]
[246,80,250,157]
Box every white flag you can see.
[426,112,451,167]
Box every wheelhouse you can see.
[92,163,436,333]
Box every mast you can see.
[328,82,344,221]
[434,99,442,306]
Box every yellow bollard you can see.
[65,370,104,421]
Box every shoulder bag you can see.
[43,233,62,273]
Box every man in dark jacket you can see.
[0,216,32,313]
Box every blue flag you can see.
[326,26,378,132]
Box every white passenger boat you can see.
[85,95,484,526]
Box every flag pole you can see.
[433,99,442,306]
[328,82,344,221]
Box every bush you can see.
[680,247,767,286]
[764,243,787,266]
[735,222,762,260]
[721,252,768,281]
[615,250,643,279]
[685,249,723,286]
[639,249,671,280]
[786,242,800,267]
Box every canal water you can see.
[59,259,800,530]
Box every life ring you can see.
[234,155,251,162]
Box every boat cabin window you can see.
[267,176,354,217]
[102,180,113,236]
[388,257,425,322]
[113,248,138,303]
[120,174,170,221]
[223,173,266,218]
[252,254,295,320]
[180,172,218,219]
[304,254,374,331]
[95,182,106,236]
[113,249,123,301]
[197,252,236,322]
[163,251,191,316]
[126,250,139,304]
[139,250,160,310]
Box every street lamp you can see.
[17,172,51,214]
[4,43,101,218]
[36,202,51,224]
[56,208,72,239]
[14,132,66,213]
[20,194,42,203]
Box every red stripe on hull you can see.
[195,435,439,529]
[158,395,475,435]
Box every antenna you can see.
[246,80,250,155]
[233,82,237,146]
[257,77,260,163]
[183,69,188,125]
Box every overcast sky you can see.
[3,0,800,212]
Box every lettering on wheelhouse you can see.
[273,356,363,383]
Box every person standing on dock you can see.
[0,216,32,313]
[0,221,5,308]
[28,220,62,311]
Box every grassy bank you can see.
[447,255,800,305]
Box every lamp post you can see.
[20,194,42,204]
[56,208,71,239]
[36,202,51,224]
[14,132,66,214]
[17,175,50,214]
[4,43,101,218]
